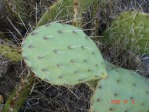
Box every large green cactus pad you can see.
[103,11,149,54]
[21,22,107,86]
[91,68,149,112]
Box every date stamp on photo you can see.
[111,100,135,104]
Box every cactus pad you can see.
[103,11,149,54]
[91,68,149,112]
[0,39,22,62]
[21,22,107,86]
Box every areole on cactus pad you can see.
[21,22,107,86]
[90,68,149,112]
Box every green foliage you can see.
[4,0,29,22]
[22,22,107,86]
[90,68,149,112]
[103,11,149,54]
[13,0,28,21]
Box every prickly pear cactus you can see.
[38,0,99,26]
[21,22,107,86]
[0,39,22,62]
[90,68,149,112]
[103,11,149,54]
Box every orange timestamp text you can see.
[111,100,135,104]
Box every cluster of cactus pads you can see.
[22,22,149,111]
